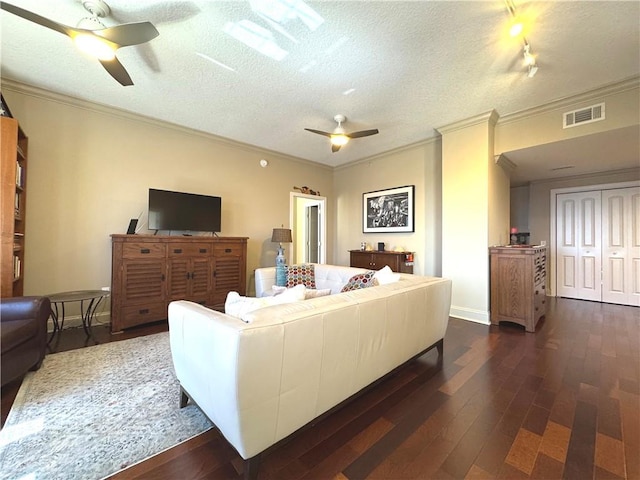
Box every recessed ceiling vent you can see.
[563,103,605,129]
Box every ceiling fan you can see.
[305,114,379,152]
[0,0,159,86]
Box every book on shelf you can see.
[15,161,24,188]
[13,255,21,280]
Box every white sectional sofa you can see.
[168,263,452,479]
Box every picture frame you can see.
[363,185,415,233]
[0,93,13,118]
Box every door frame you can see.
[289,192,326,265]
[548,180,639,297]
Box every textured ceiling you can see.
[1,0,639,181]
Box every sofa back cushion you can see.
[255,264,369,297]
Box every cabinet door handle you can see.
[139,308,149,314]
[199,248,207,254]
[140,248,150,254]
[225,248,232,253]
[174,249,183,254]
[186,272,191,279]
[161,274,165,281]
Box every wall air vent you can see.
[563,103,605,128]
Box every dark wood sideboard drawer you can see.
[122,242,166,259]
[168,242,211,257]
[121,302,167,327]
[214,244,243,256]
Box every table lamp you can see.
[271,227,292,286]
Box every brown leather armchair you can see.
[1,296,50,387]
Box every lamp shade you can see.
[271,228,292,243]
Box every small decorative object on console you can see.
[293,186,321,196]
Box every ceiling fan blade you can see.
[94,22,159,47]
[331,144,342,153]
[305,128,332,138]
[0,2,72,37]
[347,129,379,139]
[99,57,133,86]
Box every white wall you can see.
[439,111,501,324]
[333,139,442,276]
[2,84,334,303]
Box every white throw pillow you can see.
[225,284,306,318]
[272,284,331,300]
[304,288,332,299]
[373,265,401,285]
[225,293,269,318]
[271,285,288,295]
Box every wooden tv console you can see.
[110,234,248,333]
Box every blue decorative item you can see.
[275,247,286,287]
[271,227,292,287]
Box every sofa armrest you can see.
[255,267,276,297]
[0,296,50,342]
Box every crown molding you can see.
[334,135,441,171]
[436,110,499,135]
[529,167,640,187]
[1,79,332,171]
[498,75,640,125]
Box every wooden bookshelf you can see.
[1,116,28,297]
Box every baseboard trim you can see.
[449,306,490,325]
[47,311,111,332]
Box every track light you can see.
[523,42,538,77]
[505,0,539,78]
[509,21,523,37]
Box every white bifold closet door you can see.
[602,187,640,306]
[556,186,640,306]
[556,191,602,301]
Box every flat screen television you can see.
[148,188,221,233]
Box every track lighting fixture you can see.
[505,0,539,78]
[523,42,538,77]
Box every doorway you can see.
[289,192,326,265]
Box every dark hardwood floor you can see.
[2,297,638,479]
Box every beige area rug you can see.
[0,332,212,480]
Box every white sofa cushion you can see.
[225,284,306,320]
[255,264,370,297]
[272,285,332,299]
[373,265,401,285]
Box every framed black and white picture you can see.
[363,185,415,233]
[0,94,12,118]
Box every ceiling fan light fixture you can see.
[330,134,349,146]
[73,33,116,60]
